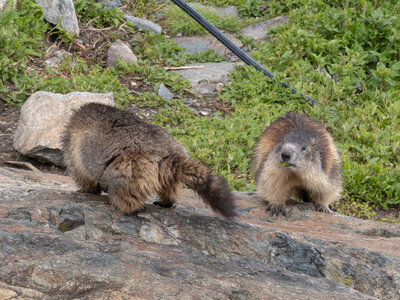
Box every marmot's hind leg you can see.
[154,181,180,208]
[72,172,101,194]
[100,150,160,214]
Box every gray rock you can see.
[189,107,200,115]
[12,91,114,166]
[158,83,174,100]
[172,62,243,94]
[173,37,211,55]
[124,15,162,34]
[101,0,122,8]
[199,110,210,116]
[241,15,289,41]
[107,39,138,67]
[0,0,16,11]
[191,3,239,17]
[316,66,340,82]
[173,35,243,60]
[35,0,79,36]
[44,50,72,69]
[1,166,395,299]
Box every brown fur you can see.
[62,103,236,218]
[251,111,342,215]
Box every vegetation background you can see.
[1,0,399,219]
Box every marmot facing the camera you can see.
[62,103,236,219]
[251,111,342,215]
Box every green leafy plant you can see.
[75,0,124,27]
[132,32,225,66]
[0,0,48,103]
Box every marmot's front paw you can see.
[266,204,286,216]
[313,203,332,214]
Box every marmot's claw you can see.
[266,204,286,216]
[313,203,332,214]
[153,201,175,208]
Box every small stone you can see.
[241,16,289,41]
[200,110,209,116]
[215,83,224,93]
[189,107,200,115]
[124,15,162,34]
[101,0,122,8]
[107,39,138,67]
[44,50,72,69]
[158,83,174,100]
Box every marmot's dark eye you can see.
[301,146,307,151]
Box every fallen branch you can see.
[164,65,204,71]
[3,161,41,172]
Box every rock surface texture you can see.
[35,0,80,36]
[241,16,289,41]
[124,15,162,34]
[172,62,243,94]
[173,35,243,60]
[1,166,399,299]
[13,91,114,166]
[107,39,138,67]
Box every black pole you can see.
[170,0,321,106]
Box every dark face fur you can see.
[278,130,323,171]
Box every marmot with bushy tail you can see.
[251,111,342,215]
[62,103,236,219]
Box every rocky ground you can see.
[1,1,400,299]
[1,166,400,299]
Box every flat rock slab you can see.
[241,16,289,41]
[190,3,240,17]
[173,35,243,60]
[1,167,399,299]
[124,15,162,34]
[172,62,243,94]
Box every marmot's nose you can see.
[281,151,291,162]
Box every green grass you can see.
[0,0,48,103]
[1,0,400,218]
[161,3,242,35]
[193,0,297,19]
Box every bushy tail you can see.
[165,156,237,218]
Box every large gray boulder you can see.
[35,0,79,36]
[13,91,114,166]
[0,166,399,299]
